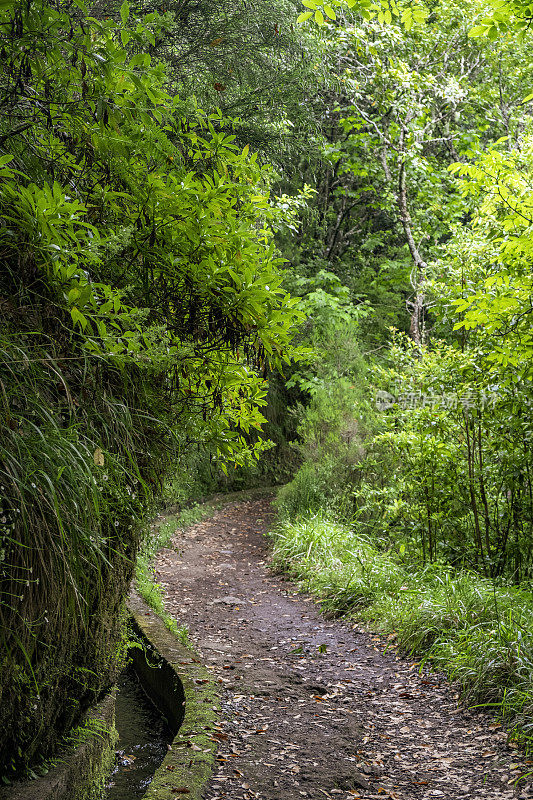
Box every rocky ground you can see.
[154,497,533,800]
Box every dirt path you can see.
[154,497,532,800]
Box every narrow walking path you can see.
[154,498,532,800]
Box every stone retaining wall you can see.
[1,591,218,800]
[0,693,116,800]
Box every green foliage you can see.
[145,0,324,170]
[359,135,533,579]
[135,515,179,619]
[0,0,304,776]
[446,137,533,379]
[285,0,533,354]
[0,0,304,459]
[276,0,533,584]
[468,0,533,40]
[276,313,378,519]
[270,513,533,744]
[64,717,113,748]
[297,0,429,28]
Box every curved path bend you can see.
[154,497,532,800]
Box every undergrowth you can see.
[269,513,533,749]
[134,516,190,644]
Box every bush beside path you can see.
[153,498,532,800]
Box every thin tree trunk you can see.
[477,419,492,565]
[397,128,427,347]
[464,411,486,574]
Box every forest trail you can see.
[154,497,532,800]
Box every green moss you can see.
[0,694,117,800]
[128,594,219,800]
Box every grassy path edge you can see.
[269,513,533,756]
[127,591,218,800]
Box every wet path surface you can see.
[155,498,532,800]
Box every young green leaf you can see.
[120,0,129,24]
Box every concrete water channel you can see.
[0,593,218,800]
[103,666,172,799]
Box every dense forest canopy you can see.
[1,0,532,779]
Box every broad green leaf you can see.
[120,0,129,24]
[71,307,88,330]
[468,24,488,37]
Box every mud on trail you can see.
[154,497,533,800]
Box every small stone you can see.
[211,596,247,605]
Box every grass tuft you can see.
[269,513,533,749]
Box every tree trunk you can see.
[397,128,427,347]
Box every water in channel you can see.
[104,666,172,799]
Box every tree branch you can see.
[397,126,427,347]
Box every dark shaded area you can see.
[104,667,172,800]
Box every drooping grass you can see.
[269,513,533,747]
[0,331,172,775]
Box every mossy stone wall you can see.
[0,541,135,777]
